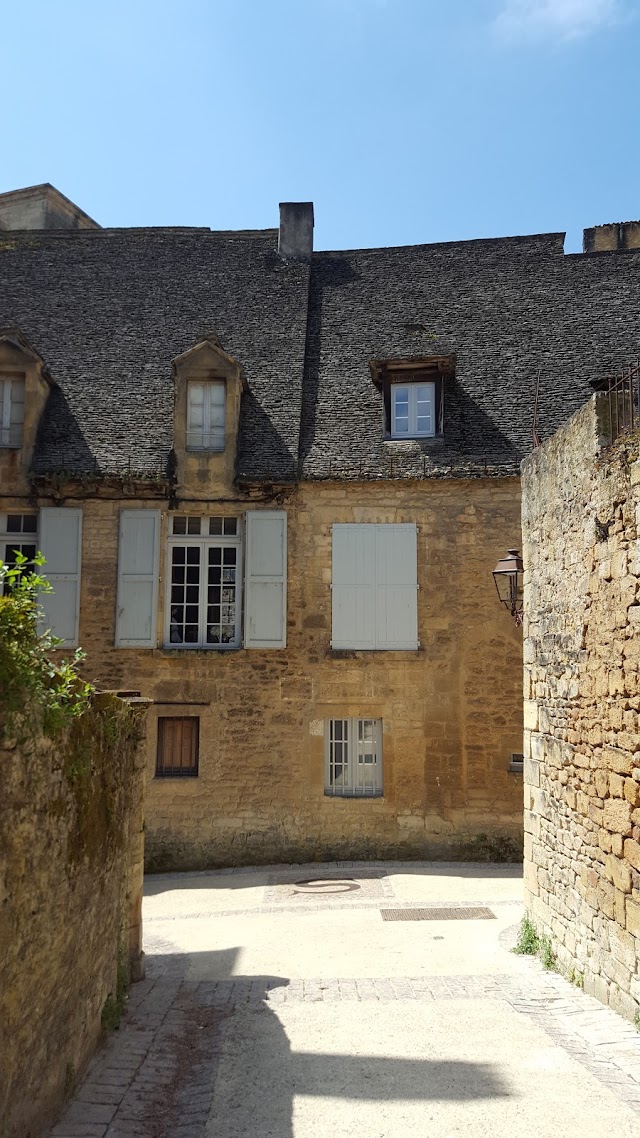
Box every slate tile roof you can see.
[0,227,310,482]
[1,220,639,483]
[300,235,640,480]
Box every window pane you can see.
[209,517,223,535]
[208,382,226,406]
[173,517,186,535]
[223,517,238,535]
[169,546,200,643]
[187,517,201,535]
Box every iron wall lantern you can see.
[492,548,524,626]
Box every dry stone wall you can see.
[522,395,640,1021]
[0,694,148,1138]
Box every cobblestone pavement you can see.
[48,862,640,1137]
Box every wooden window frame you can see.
[391,380,436,438]
[155,716,200,778]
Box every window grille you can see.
[156,717,199,777]
[166,516,241,648]
[187,380,225,451]
[325,718,383,797]
[0,376,25,447]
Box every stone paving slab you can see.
[46,863,640,1138]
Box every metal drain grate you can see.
[380,906,496,922]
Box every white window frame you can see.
[391,381,436,438]
[186,380,226,452]
[324,717,383,798]
[0,375,25,448]
[0,512,38,590]
[164,516,242,649]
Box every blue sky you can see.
[2,1,639,251]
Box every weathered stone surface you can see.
[603,800,633,835]
[0,696,148,1138]
[522,395,640,1024]
[34,478,524,870]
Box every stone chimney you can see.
[0,183,100,231]
[583,220,640,253]
[278,202,314,261]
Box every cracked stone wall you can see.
[522,394,640,1021]
[0,694,148,1138]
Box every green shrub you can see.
[0,553,93,740]
[513,916,540,956]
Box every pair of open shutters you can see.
[38,508,287,650]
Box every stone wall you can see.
[31,476,524,870]
[0,694,148,1138]
[522,395,640,1020]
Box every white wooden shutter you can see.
[374,524,418,649]
[244,511,287,648]
[331,524,376,649]
[115,509,161,647]
[39,507,82,647]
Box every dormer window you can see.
[391,381,435,438]
[0,375,25,447]
[186,380,225,451]
[369,356,454,441]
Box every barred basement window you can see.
[156,717,199,778]
[325,718,383,797]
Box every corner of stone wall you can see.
[522,394,640,1023]
[0,692,150,1137]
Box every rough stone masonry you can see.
[522,393,640,1021]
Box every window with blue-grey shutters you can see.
[116,509,161,647]
[244,510,287,648]
[39,507,83,647]
[331,523,418,650]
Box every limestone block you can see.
[610,925,637,971]
[626,899,640,936]
[523,700,539,731]
[603,799,633,835]
[625,778,640,806]
[609,772,625,798]
[615,888,628,926]
[607,854,632,893]
[624,838,640,871]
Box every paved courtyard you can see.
[49,862,640,1137]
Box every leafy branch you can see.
[0,552,93,740]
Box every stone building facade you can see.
[522,394,640,1021]
[1,183,640,868]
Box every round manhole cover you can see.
[293,878,361,894]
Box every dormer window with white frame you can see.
[391,381,435,438]
[186,380,226,451]
[369,356,454,441]
[0,375,25,447]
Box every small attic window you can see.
[369,357,454,440]
[0,375,25,447]
[187,380,225,451]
